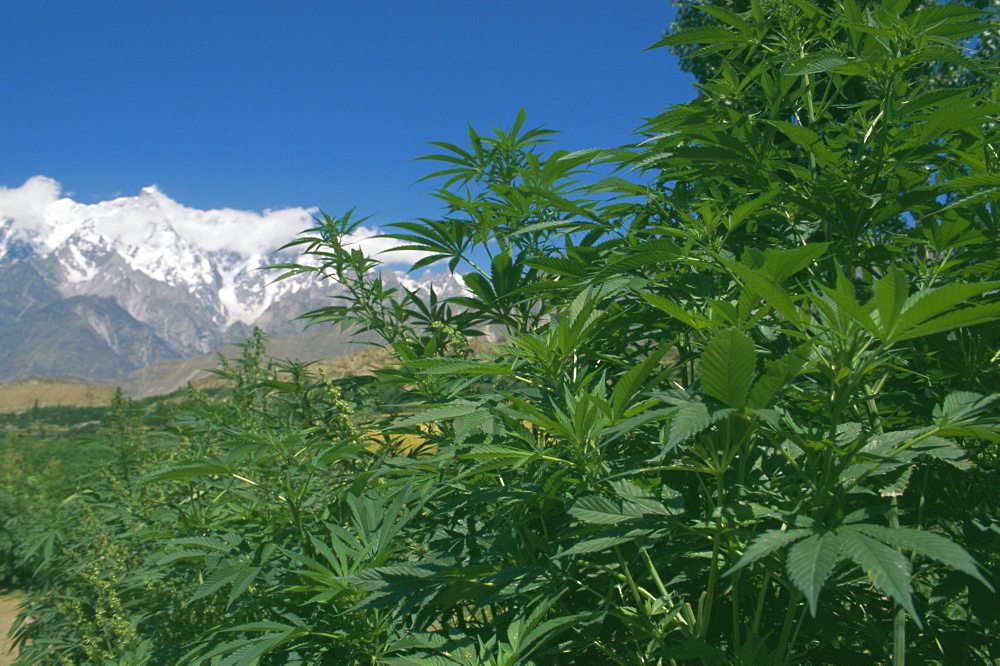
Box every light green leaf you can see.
[612,346,670,419]
[227,566,262,608]
[912,437,970,469]
[514,609,592,661]
[216,625,311,666]
[526,256,589,278]
[642,292,713,329]
[453,409,496,445]
[851,524,994,591]
[458,445,541,467]
[659,400,735,457]
[588,176,646,195]
[840,432,970,485]
[766,120,840,167]
[837,529,920,625]
[934,392,1000,429]
[727,193,778,231]
[701,329,757,408]
[383,655,461,666]
[785,54,849,76]
[747,343,812,409]
[763,243,829,283]
[697,4,753,33]
[719,255,804,328]
[894,282,1000,338]
[813,272,880,338]
[917,102,1000,145]
[725,528,810,576]
[223,621,299,632]
[602,407,679,453]
[879,466,914,498]
[410,358,513,377]
[787,532,842,616]
[873,267,909,337]
[650,27,749,48]
[894,302,1000,342]
[557,534,641,557]
[164,536,234,553]
[155,549,210,566]
[570,496,644,525]
[909,1,984,28]
[139,462,231,484]
[932,172,1000,190]
[190,566,251,603]
[392,401,480,429]
[612,480,672,516]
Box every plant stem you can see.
[775,588,803,664]
[697,470,727,640]
[641,548,669,599]
[751,571,772,638]
[890,497,906,666]
[893,610,907,666]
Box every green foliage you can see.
[665,0,999,90]
[4,2,999,663]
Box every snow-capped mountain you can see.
[0,177,464,383]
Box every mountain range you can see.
[0,177,463,393]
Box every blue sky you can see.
[1,1,695,229]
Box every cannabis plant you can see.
[278,1,1000,662]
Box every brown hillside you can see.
[110,327,380,398]
[0,378,116,413]
[190,345,392,391]
[0,345,394,412]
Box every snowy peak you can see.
[0,178,329,328]
[0,176,463,383]
[396,269,466,297]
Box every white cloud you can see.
[340,224,431,265]
[0,176,430,263]
[0,175,63,236]
[134,185,319,256]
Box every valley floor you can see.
[0,593,20,666]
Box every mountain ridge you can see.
[0,178,463,384]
